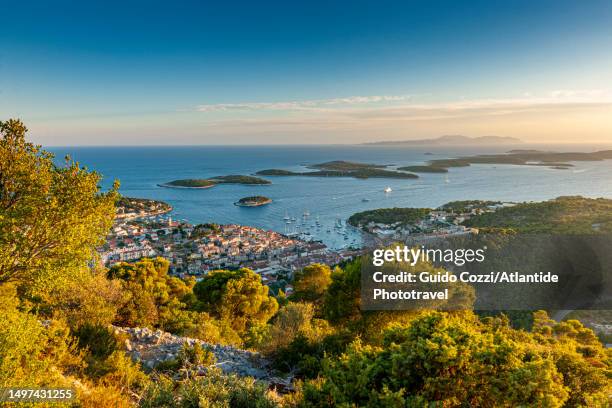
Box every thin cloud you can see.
[195,95,410,112]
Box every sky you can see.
[1,0,611,145]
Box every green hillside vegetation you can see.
[348,207,431,228]
[1,119,610,407]
[439,200,502,213]
[464,196,612,233]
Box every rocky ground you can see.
[113,326,294,391]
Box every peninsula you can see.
[234,196,272,207]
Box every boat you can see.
[303,210,310,217]
[362,198,371,202]
[384,186,392,193]
[283,211,290,221]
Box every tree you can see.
[0,119,118,292]
[194,268,278,335]
[107,257,196,332]
[292,263,332,305]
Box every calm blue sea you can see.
[48,144,612,250]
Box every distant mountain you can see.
[364,135,522,146]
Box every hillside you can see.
[464,196,612,233]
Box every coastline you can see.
[116,206,173,220]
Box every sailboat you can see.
[384,186,392,193]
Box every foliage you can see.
[439,199,501,213]
[50,270,126,328]
[464,196,612,233]
[194,268,278,335]
[302,312,598,407]
[140,370,281,408]
[108,257,196,333]
[291,264,332,306]
[0,288,83,388]
[322,260,362,324]
[0,119,118,293]
[257,302,332,355]
[347,207,430,228]
[74,323,119,359]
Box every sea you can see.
[49,144,612,250]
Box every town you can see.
[102,198,362,293]
[351,200,513,243]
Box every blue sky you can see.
[1,0,611,145]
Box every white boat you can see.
[283,211,290,221]
[384,186,392,193]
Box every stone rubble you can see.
[112,326,293,391]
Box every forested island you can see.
[159,179,216,188]
[159,175,271,188]
[397,165,448,173]
[234,195,272,207]
[208,175,271,185]
[257,160,418,179]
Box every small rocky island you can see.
[159,175,271,189]
[234,196,272,207]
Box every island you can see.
[158,179,216,188]
[308,160,387,171]
[397,165,448,173]
[363,135,522,146]
[208,175,271,185]
[257,160,418,179]
[397,149,612,173]
[234,196,272,207]
[159,174,271,189]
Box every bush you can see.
[140,370,280,408]
[74,323,119,359]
